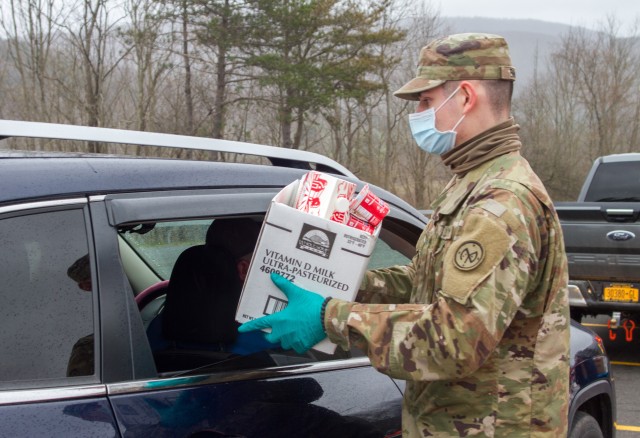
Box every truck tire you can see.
[569,411,604,438]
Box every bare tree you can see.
[61,0,131,137]
[0,0,68,121]
[178,0,195,135]
[383,1,447,208]
[321,0,407,176]
[119,0,172,133]
[559,18,639,157]
[517,17,640,200]
[191,0,251,140]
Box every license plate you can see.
[603,285,639,302]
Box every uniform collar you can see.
[441,118,522,176]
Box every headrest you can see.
[162,245,240,344]
[206,218,262,260]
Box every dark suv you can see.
[0,120,615,437]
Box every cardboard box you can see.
[235,180,379,353]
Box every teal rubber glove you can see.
[238,272,326,354]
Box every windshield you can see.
[121,220,211,279]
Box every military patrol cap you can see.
[394,33,516,101]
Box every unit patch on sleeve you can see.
[441,212,512,304]
[454,240,484,271]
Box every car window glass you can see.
[584,161,640,201]
[0,209,94,386]
[368,237,412,270]
[130,217,418,376]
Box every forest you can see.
[1,0,638,208]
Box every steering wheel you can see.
[136,280,170,310]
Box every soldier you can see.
[240,33,570,437]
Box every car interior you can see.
[121,216,370,377]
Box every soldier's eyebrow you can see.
[418,96,435,108]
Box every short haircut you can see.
[443,80,513,117]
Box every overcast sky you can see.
[435,0,640,35]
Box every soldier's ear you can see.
[459,81,477,114]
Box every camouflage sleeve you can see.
[355,263,416,304]
[325,188,543,381]
[354,229,426,304]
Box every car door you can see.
[99,188,424,437]
[0,199,120,437]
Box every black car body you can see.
[0,120,615,437]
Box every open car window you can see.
[123,215,418,376]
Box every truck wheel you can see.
[569,411,603,438]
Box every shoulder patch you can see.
[454,240,484,270]
[442,213,512,304]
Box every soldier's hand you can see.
[238,273,327,354]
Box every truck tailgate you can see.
[556,202,640,281]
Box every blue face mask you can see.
[408,87,465,155]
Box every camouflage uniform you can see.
[324,34,570,437]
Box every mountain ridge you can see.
[441,17,593,92]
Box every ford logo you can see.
[607,230,635,242]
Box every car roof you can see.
[0,154,309,204]
[0,153,424,226]
[598,152,640,163]
[0,120,425,226]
